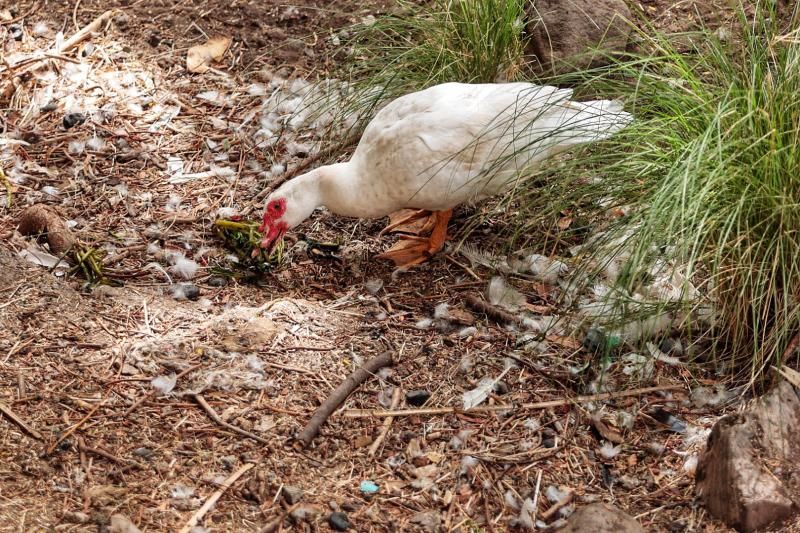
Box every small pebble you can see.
[329,511,351,531]
[541,429,557,448]
[132,447,155,460]
[493,381,510,395]
[282,485,304,504]
[208,276,228,287]
[183,284,201,301]
[359,480,379,494]
[62,511,90,524]
[406,390,431,407]
[63,113,86,129]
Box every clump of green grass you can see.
[340,0,529,117]
[214,219,284,269]
[509,2,800,383]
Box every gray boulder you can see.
[525,0,632,75]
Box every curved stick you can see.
[295,351,393,449]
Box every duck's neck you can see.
[315,162,362,217]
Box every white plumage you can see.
[259,82,632,266]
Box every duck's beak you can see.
[258,220,287,254]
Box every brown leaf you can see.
[590,414,625,444]
[557,216,573,230]
[186,36,232,73]
[447,307,475,326]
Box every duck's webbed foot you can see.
[376,209,452,267]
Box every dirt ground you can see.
[0,1,789,532]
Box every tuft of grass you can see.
[214,219,284,269]
[508,2,800,383]
[338,0,529,120]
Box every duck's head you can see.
[258,174,323,252]
[258,196,290,252]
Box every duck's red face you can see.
[259,198,289,252]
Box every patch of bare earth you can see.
[0,1,763,532]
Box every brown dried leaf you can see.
[186,36,232,73]
[557,216,573,230]
[590,414,625,444]
[447,307,475,326]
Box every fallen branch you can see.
[192,393,270,445]
[295,351,393,449]
[465,294,521,326]
[0,401,43,440]
[368,386,401,457]
[342,384,683,418]
[177,462,254,533]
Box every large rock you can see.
[524,0,632,75]
[557,503,644,533]
[696,381,800,531]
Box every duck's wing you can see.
[351,83,630,209]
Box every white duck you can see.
[259,82,631,266]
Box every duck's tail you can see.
[553,99,633,145]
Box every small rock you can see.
[329,511,351,531]
[282,485,304,504]
[109,514,142,533]
[557,503,644,533]
[696,381,800,531]
[406,390,431,407]
[208,276,228,287]
[132,447,155,460]
[493,380,510,395]
[410,510,441,532]
[359,480,379,494]
[120,363,138,376]
[62,511,90,524]
[62,113,86,129]
[290,504,321,523]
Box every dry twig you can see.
[0,401,43,440]
[368,386,401,456]
[177,462,255,533]
[465,293,522,326]
[192,393,270,445]
[295,351,393,449]
[45,397,109,455]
